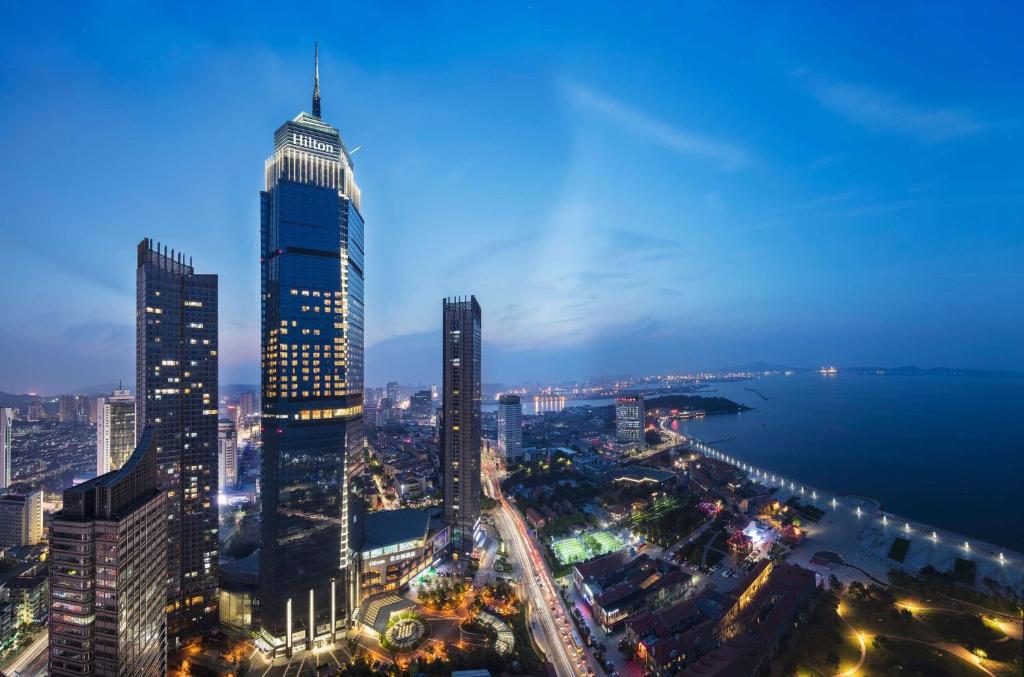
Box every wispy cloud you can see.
[443,232,539,274]
[797,71,985,143]
[562,80,749,169]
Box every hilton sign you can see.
[291,133,335,154]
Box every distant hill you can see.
[839,366,1023,378]
[713,361,795,374]
[67,382,125,396]
[0,392,38,409]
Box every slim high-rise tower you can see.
[441,296,482,556]
[49,426,167,676]
[497,394,523,464]
[259,45,365,655]
[96,387,136,475]
[0,407,12,489]
[137,238,219,634]
[218,418,238,491]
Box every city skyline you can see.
[2,2,1022,394]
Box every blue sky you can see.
[1,2,1021,393]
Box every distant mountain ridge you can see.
[711,363,1021,378]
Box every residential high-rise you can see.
[238,391,257,420]
[0,491,43,546]
[497,394,523,464]
[259,45,365,655]
[96,388,136,475]
[49,426,167,677]
[0,407,12,489]
[218,419,238,492]
[27,400,44,421]
[378,397,394,425]
[58,395,88,423]
[410,390,433,420]
[386,381,399,406]
[441,296,482,556]
[615,393,646,448]
[136,238,219,633]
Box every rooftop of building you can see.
[362,507,431,551]
[594,567,691,611]
[611,466,676,484]
[679,633,764,676]
[574,549,634,583]
[627,598,700,640]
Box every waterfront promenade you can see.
[686,437,1024,597]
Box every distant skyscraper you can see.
[497,394,523,464]
[615,393,645,448]
[238,391,257,420]
[0,408,12,489]
[441,296,482,556]
[377,397,394,425]
[259,45,365,654]
[96,388,136,475]
[27,400,44,421]
[410,390,433,419]
[386,381,399,406]
[49,426,167,677]
[218,419,238,491]
[0,491,42,546]
[58,395,84,424]
[136,238,219,633]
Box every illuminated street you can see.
[484,459,592,677]
[2,630,48,676]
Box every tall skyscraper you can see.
[136,238,219,633]
[615,393,645,448]
[441,296,482,556]
[259,45,365,655]
[0,407,12,489]
[49,426,167,677]
[497,394,523,464]
[96,388,136,475]
[218,418,238,491]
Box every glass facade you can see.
[260,110,365,649]
[442,297,482,555]
[49,427,167,676]
[136,239,219,633]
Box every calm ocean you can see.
[669,374,1024,551]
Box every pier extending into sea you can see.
[686,436,1024,598]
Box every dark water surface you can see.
[670,374,1024,551]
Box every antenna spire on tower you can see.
[312,42,321,118]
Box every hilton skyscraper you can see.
[441,296,482,556]
[260,46,365,654]
[137,239,219,633]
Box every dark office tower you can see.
[259,45,365,656]
[441,296,482,557]
[49,426,167,677]
[136,238,219,634]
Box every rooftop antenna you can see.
[312,42,321,119]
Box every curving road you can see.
[483,460,590,677]
[2,630,48,676]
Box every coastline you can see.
[686,436,1024,595]
[677,374,1023,552]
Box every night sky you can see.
[1,2,1021,393]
